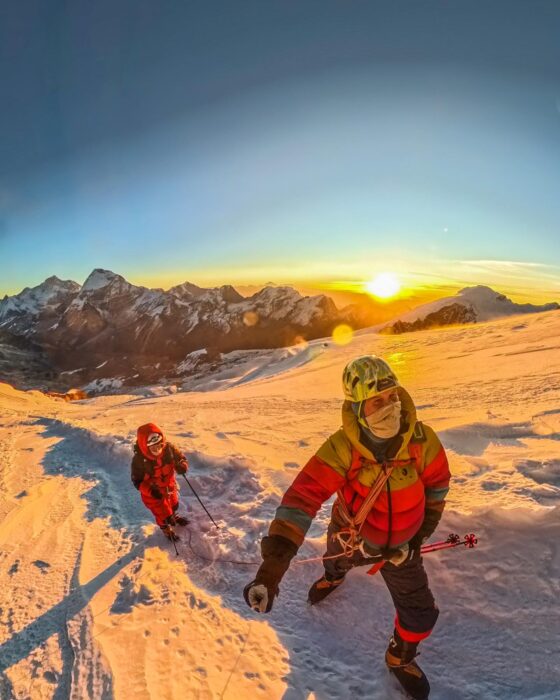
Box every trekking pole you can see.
[171,535,179,557]
[367,533,478,576]
[420,532,478,554]
[182,474,220,529]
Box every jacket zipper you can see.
[385,463,393,550]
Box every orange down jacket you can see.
[268,388,450,551]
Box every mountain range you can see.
[1,271,557,393]
[0,269,350,391]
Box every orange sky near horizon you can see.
[124,268,559,326]
[4,262,557,327]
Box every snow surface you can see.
[178,343,327,393]
[1,310,560,699]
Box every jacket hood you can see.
[341,386,417,461]
[137,422,165,460]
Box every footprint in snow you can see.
[516,459,560,487]
[484,568,501,582]
[481,481,505,492]
[32,560,51,572]
[110,577,155,614]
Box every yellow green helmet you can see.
[342,355,399,402]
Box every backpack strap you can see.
[410,421,427,443]
[408,421,426,470]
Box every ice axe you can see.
[182,474,220,529]
[366,533,478,576]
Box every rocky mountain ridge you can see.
[0,269,346,391]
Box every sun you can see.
[365,272,401,299]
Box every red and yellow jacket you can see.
[268,388,450,552]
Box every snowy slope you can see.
[1,309,559,699]
[385,285,558,327]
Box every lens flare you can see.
[243,310,259,326]
[332,324,354,346]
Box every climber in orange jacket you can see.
[244,355,451,700]
[131,423,189,541]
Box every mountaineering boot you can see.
[161,524,180,542]
[307,573,345,605]
[385,630,430,700]
[168,513,189,527]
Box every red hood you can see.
[137,422,165,460]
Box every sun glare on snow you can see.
[365,272,401,299]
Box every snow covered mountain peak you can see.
[81,269,129,293]
[0,275,80,321]
[251,285,302,303]
[168,281,244,304]
[168,281,207,299]
[42,275,75,289]
[456,285,506,302]
[383,285,559,333]
[33,275,79,295]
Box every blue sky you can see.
[1,1,559,301]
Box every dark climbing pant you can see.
[322,519,439,642]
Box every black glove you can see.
[176,460,188,475]
[150,485,163,500]
[244,535,298,613]
[414,505,444,544]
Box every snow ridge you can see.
[384,285,558,332]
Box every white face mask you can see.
[365,400,402,439]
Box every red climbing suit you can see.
[131,423,189,527]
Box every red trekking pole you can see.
[367,533,478,576]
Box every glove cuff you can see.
[255,535,298,591]
[415,504,444,543]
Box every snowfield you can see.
[1,310,559,700]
